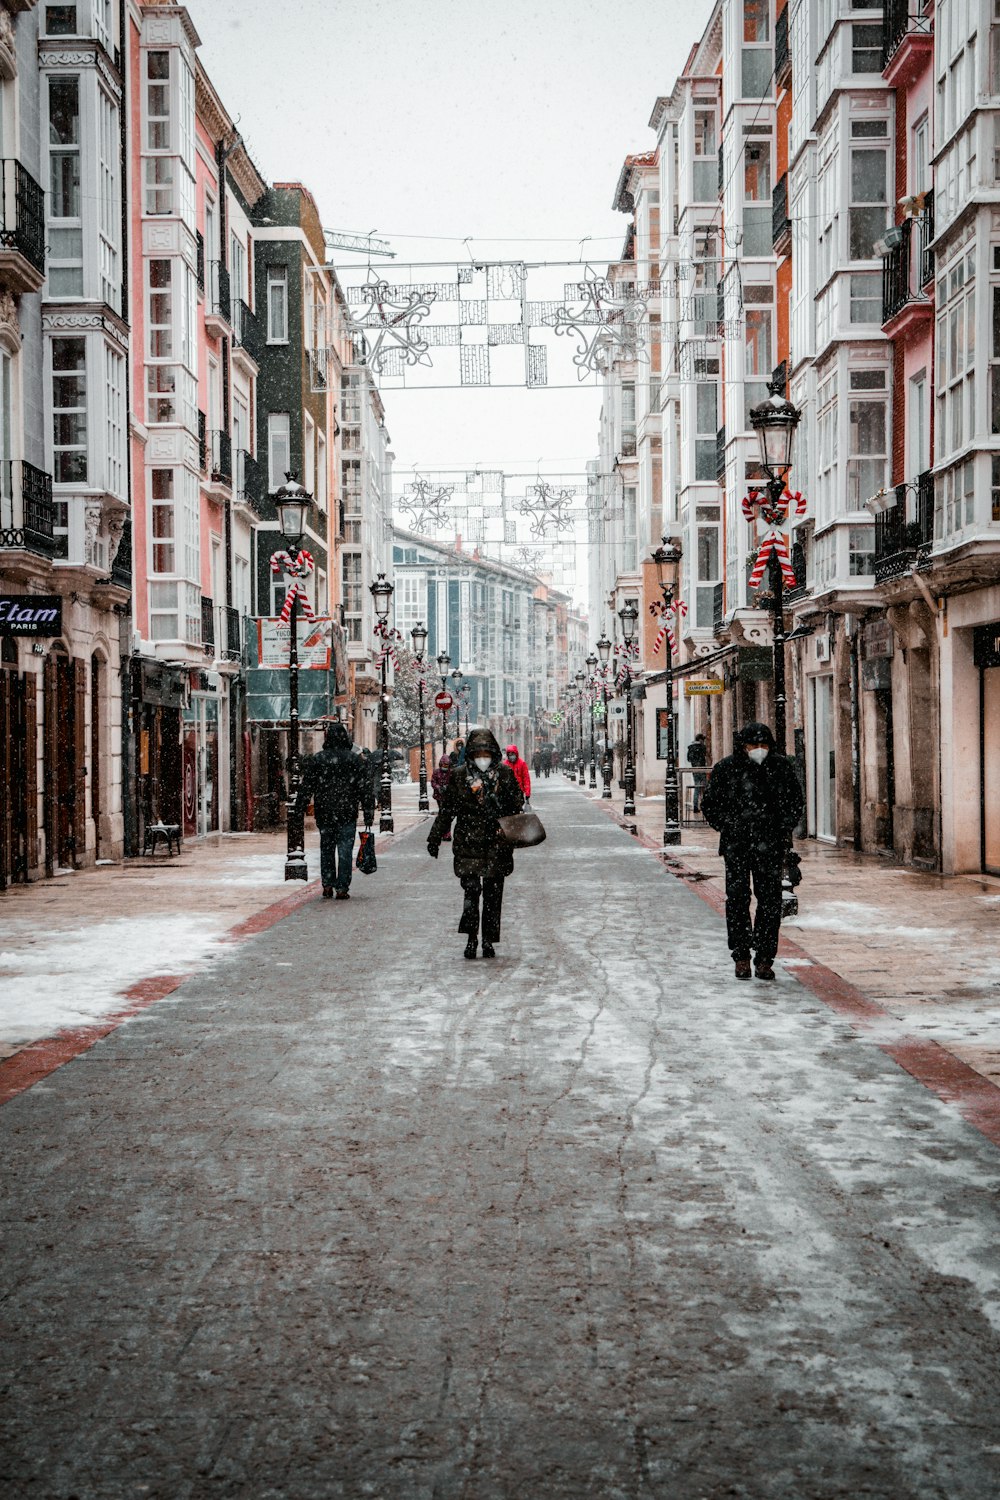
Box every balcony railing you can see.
[196,231,205,295]
[772,172,790,249]
[201,596,215,650]
[715,425,726,481]
[198,410,207,472]
[0,159,45,277]
[786,536,809,601]
[882,0,932,71]
[110,516,131,588]
[874,471,934,583]
[233,300,263,365]
[712,581,724,634]
[775,5,790,82]
[0,460,55,554]
[881,212,934,324]
[210,429,232,485]
[208,261,231,326]
[236,449,267,517]
[218,604,242,662]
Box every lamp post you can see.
[274,474,313,881]
[436,651,450,757]
[574,669,586,783]
[749,377,802,914]
[585,651,599,788]
[618,602,638,818]
[652,537,683,846]
[451,667,464,745]
[410,621,429,812]
[597,634,613,798]
[370,571,395,834]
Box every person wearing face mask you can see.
[701,721,803,981]
[504,743,531,801]
[427,727,525,960]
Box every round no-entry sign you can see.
[435,691,454,710]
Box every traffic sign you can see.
[434,691,454,710]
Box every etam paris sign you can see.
[0,594,63,637]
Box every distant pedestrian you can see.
[451,738,466,767]
[427,728,525,960]
[505,743,531,801]
[687,731,709,813]
[532,748,542,778]
[296,724,375,900]
[701,721,803,982]
[431,753,454,841]
[539,744,553,778]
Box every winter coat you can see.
[431,755,452,804]
[428,729,525,879]
[505,744,531,799]
[295,746,375,828]
[686,737,708,769]
[701,722,803,859]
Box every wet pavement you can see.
[3,780,1000,1498]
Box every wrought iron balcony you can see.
[218,604,242,662]
[772,173,790,251]
[874,472,934,583]
[712,581,724,635]
[196,231,205,295]
[881,211,934,327]
[236,448,267,518]
[882,0,932,72]
[200,596,215,650]
[110,516,131,588]
[0,160,45,287]
[785,536,809,602]
[715,425,726,481]
[198,410,207,472]
[209,429,232,486]
[0,460,55,554]
[775,6,790,83]
[208,261,231,327]
[233,300,263,366]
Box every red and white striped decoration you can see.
[374,619,402,669]
[748,529,797,589]
[269,548,317,624]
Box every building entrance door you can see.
[810,674,836,841]
[183,692,219,838]
[981,664,1000,874]
[43,651,86,873]
[0,655,36,886]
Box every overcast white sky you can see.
[197,0,713,594]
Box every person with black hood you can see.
[427,727,525,959]
[701,721,803,981]
[295,723,375,900]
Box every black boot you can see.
[481,942,496,959]
[464,937,477,959]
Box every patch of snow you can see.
[0,914,227,1046]
[787,900,952,942]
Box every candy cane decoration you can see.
[374,618,402,669]
[749,530,797,590]
[270,548,316,623]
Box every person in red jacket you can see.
[505,744,531,801]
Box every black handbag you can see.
[497,810,546,848]
[356,829,377,874]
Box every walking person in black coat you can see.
[426,727,524,959]
[701,721,804,981]
[295,723,376,900]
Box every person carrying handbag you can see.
[295,723,375,901]
[427,727,524,960]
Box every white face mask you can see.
[473,756,492,772]
[747,746,769,765]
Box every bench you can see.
[143,821,182,857]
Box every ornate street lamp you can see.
[652,537,683,846]
[370,571,395,834]
[273,473,312,882]
[749,377,802,914]
[585,651,599,789]
[618,602,639,818]
[597,633,612,798]
[410,620,429,812]
[451,666,464,745]
[436,650,451,757]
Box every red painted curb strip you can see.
[590,789,1000,1151]
[0,825,417,1108]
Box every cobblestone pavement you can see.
[577,771,1000,1091]
[4,781,1000,1498]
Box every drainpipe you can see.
[845,612,862,851]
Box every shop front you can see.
[975,620,1000,875]
[134,659,186,848]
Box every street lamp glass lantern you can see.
[410,621,428,658]
[451,668,464,686]
[585,652,598,672]
[370,572,394,620]
[749,380,800,480]
[618,602,639,643]
[436,651,451,675]
[652,537,682,588]
[274,472,312,545]
[575,670,586,685]
[596,634,612,666]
